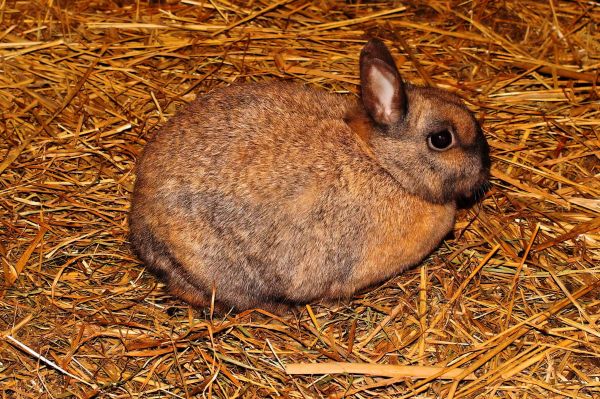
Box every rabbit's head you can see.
[348,38,490,204]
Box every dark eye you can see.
[427,129,454,151]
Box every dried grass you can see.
[1,1,599,398]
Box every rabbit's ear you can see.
[360,39,407,126]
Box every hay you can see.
[1,0,598,398]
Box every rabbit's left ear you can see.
[360,38,407,126]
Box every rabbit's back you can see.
[139,83,355,196]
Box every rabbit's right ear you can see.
[360,39,407,126]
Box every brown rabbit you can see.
[129,38,490,313]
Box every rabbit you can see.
[129,38,490,313]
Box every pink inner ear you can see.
[368,65,398,125]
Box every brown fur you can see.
[344,105,375,157]
[129,39,490,312]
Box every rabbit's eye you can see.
[428,130,454,151]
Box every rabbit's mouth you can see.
[455,148,491,208]
[456,180,491,209]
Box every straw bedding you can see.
[1,1,598,398]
